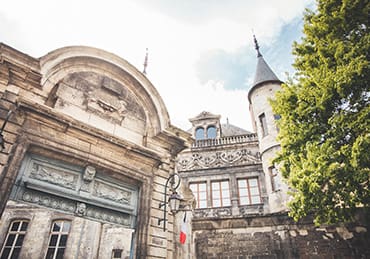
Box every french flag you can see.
[180,212,187,244]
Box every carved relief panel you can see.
[49,71,146,136]
[177,148,261,171]
[11,154,138,227]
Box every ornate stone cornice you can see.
[177,148,261,171]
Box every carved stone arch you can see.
[40,46,170,141]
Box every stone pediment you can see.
[189,111,221,123]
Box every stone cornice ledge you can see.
[16,98,164,164]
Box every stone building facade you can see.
[176,46,370,258]
[0,42,369,259]
[0,43,192,259]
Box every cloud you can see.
[193,16,306,92]
[0,0,314,131]
[195,47,253,90]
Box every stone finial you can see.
[143,48,148,74]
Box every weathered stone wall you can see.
[0,43,191,259]
[0,201,134,259]
[193,213,370,259]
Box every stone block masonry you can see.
[193,212,370,259]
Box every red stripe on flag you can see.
[180,221,187,244]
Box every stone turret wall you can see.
[248,81,289,213]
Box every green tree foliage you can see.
[271,0,370,225]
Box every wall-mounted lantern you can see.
[158,172,181,231]
[0,110,13,152]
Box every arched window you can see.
[195,127,205,140]
[206,126,217,139]
[45,220,71,259]
[0,219,29,259]
[259,113,268,137]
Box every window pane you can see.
[199,200,207,208]
[211,182,219,190]
[53,222,61,232]
[199,183,206,191]
[59,235,68,247]
[259,113,268,137]
[20,222,28,232]
[56,248,65,259]
[49,235,58,246]
[62,222,71,232]
[113,249,122,258]
[213,200,220,207]
[11,247,21,259]
[212,191,220,198]
[199,192,207,200]
[250,187,260,195]
[238,180,246,188]
[45,248,55,259]
[1,248,11,258]
[221,181,229,190]
[195,128,204,140]
[11,222,20,231]
[15,234,25,246]
[240,197,249,205]
[249,178,258,187]
[239,188,248,196]
[5,234,16,246]
[207,126,217,139]
[251,196,261,204]
[223,199,231,206]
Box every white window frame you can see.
[237,178,262,205]
[189,182,207,208]
[211,180,231,208]
[0,219,29,259]
[45,220,71,259]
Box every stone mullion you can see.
[229,175,240,216]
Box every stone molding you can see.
[17,189,132,226]
[193,207,232,218]
[11,154,138,227]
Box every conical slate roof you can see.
[248,35,282,102]
[252,55,280,88]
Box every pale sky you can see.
[0,0,314,131]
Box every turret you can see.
[248,35,288,213]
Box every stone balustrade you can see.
[192,133,258,148]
